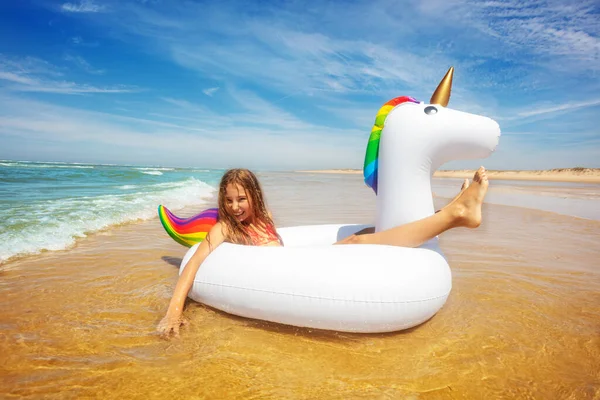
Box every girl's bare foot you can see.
[450,167,488,228]
[438,178,470,212]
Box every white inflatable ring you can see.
[180,223,452,333]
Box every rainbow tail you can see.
[158,205,219,247]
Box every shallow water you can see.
[1,173,599,399]
[0,161,220,263]
[433,177,600,221]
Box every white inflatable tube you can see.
[180,224,452,333]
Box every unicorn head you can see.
[364,67,501,233]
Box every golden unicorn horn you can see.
[430,67,454,107]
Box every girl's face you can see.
[224,183,253,223]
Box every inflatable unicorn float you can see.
[159,67,501,333]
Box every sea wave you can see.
[0,161,95,169]
[0,177,215,264]
[135,167,175,171]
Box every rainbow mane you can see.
[363,96,419,194]
[158,205,218,247]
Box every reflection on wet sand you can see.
[1,173,599,399]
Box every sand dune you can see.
[298,168,600,183]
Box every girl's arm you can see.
[157,222,226,338]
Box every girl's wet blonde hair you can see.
[217,168,278,245]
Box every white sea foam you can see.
[50,165,95,169]
[141,171,163,176]
[135,167,175,171]
[0,178,216,264]
[0,162,94,169]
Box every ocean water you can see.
[0,160,221,263]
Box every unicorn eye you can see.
[424,106,438,115]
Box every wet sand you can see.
[1,172,599,399]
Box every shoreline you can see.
[297,168,600,183]
[3,183,599,267]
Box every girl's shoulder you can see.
[209,221,228,239]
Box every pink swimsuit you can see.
[246,224,281,246]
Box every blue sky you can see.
[0,0,598,170]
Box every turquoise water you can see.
[0,160,222,263]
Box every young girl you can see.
[157,169,282,337]
[157,167,489,337]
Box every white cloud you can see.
[160,97,214,117]
[169,31,447,99]
[0,71,37,85]
[63,54,105,74]
[70,36,99,47]
[320,104,377,129]
[100,3,454,98]
[14,82,138,94]
[90,0,596,128]
[0,55,63,77]
[0,94,365,169]
[0,55,136,95]
[469,0,599,70]
[371,0,600,76]
[53,0,600,98]
[518,99,600,118]
[4,90,596,171]
[202,87,219,96]
[61,0,105,13]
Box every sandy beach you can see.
[1,172,599,399]
[299,168,600,183]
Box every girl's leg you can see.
[336,167,488,247]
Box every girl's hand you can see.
[157,313,189,339]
